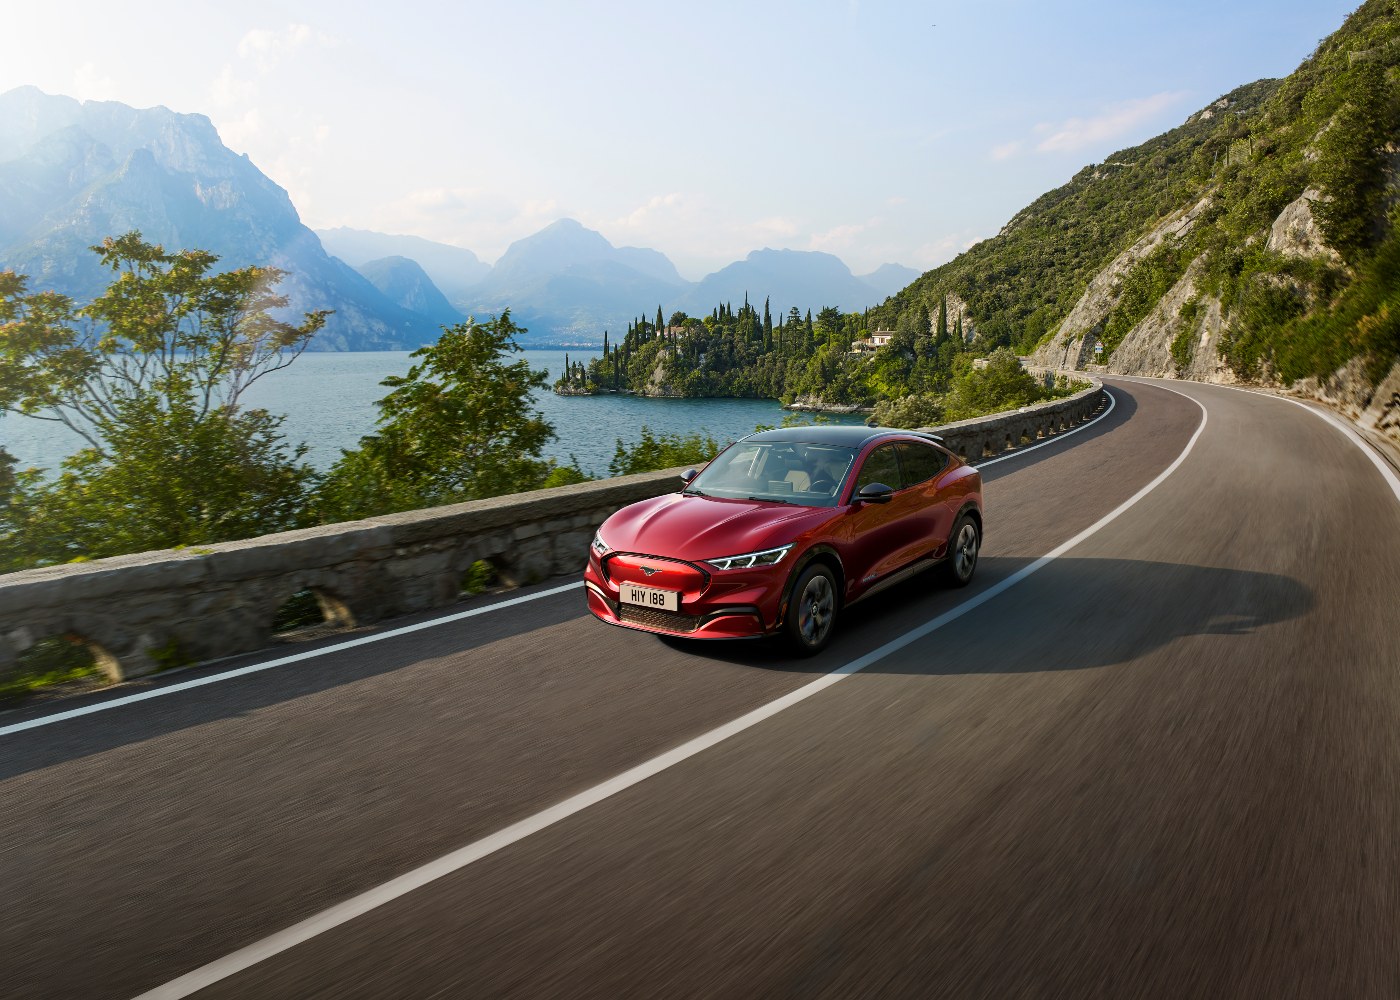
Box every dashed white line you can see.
[132,388,1206,1000]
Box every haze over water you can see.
[1,351,865,480]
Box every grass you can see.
[0,636,103,703]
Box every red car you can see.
[585,426,983,654]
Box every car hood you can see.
[600,493,836,562]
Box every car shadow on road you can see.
[659,556,1316,677]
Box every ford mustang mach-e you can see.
[584,426,983,654]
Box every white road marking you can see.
[975,384,1117,468]
[132,389,1207,1000]
[1115,375,1400,507]
[0,583,580,738]
[4,386,1120,740]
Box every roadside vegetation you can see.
[874,0,1400,389]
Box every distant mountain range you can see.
[320,222,922,342]
[0,86,920,348]
[0,86,437,350]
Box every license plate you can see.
[620,583,679,611]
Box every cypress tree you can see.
[938,297,948,340]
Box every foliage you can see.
[0,637,101,704]
[866,0,1400,387]
[0,231,327,456]
[0,234,324,570]
[608,426,721,476]
[2,393,314,570]
[314,311,570,521]
[1170,298,1201,372]
[943,349,1055,422]
[871,394,945,429]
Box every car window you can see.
[855,444,901,493]
[689,441,856,507]
[895,441,949,487]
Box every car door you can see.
[841,443,924,592]
[894,440,954,559]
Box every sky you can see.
[0,0,1364,280]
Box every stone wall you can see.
[0,380,1104,682]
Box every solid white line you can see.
[6,385,1119,740]
[975,385,1117,469]
[0,583,581,738]
[132,389,1208,1000]
[1118,375,1400,507]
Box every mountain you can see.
[669,248,888,317]
[0,86,439,351]
[874,0,1399,443]
[316,226,489,301]
[461,218,691,341]
[354,256,464,330]
[858,263,922,302]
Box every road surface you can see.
[2,378,1398,999]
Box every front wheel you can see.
[783,563,838,656]
[939,514,980,587]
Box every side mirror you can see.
[680,468,698,485]
[856,482,894,504]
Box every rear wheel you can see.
[940,514,980,587]
[783,563,837,655]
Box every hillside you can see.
[316,227,490,301]
[0,87,441,351]
[874,0,1400,440]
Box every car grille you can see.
[618,604,702,633]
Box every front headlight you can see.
[591,531,612,557]
[704,544,793,571]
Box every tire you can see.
[939,514,980,588]
[783,563,838,655]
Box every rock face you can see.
[1031,195,1212,371]
[945,293,978,343]
[1266,188,1342,263]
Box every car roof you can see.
[744,425,945,448]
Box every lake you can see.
[1,350,867,479]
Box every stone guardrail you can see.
[0,378,1103,683]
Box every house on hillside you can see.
[850,330,894,354]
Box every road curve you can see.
[2,378,1398,999]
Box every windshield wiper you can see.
[748,495,793,504]
[682,487,707,496]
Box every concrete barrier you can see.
[0,378,1103,682]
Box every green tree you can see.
[1313,61,1394,258]
[608,426,720,476]
[315,311,567,522]
[0,233,325,569]
[943,348,1047,421]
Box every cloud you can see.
[71,63,116,101]
[237,23,323,62]
[614,192,685,230]
[809,219,880,254]
[989,140,1023,161]
[1034,92,1187,154]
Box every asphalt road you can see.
[3,378,1398,999]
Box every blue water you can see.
[0,350,866,479]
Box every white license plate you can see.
[620,583,679,611]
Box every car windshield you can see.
[686,441,857,508]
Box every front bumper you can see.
[584,552,784,639]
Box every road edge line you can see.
[132,390,1208,1000]
[6,385,1120,740]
